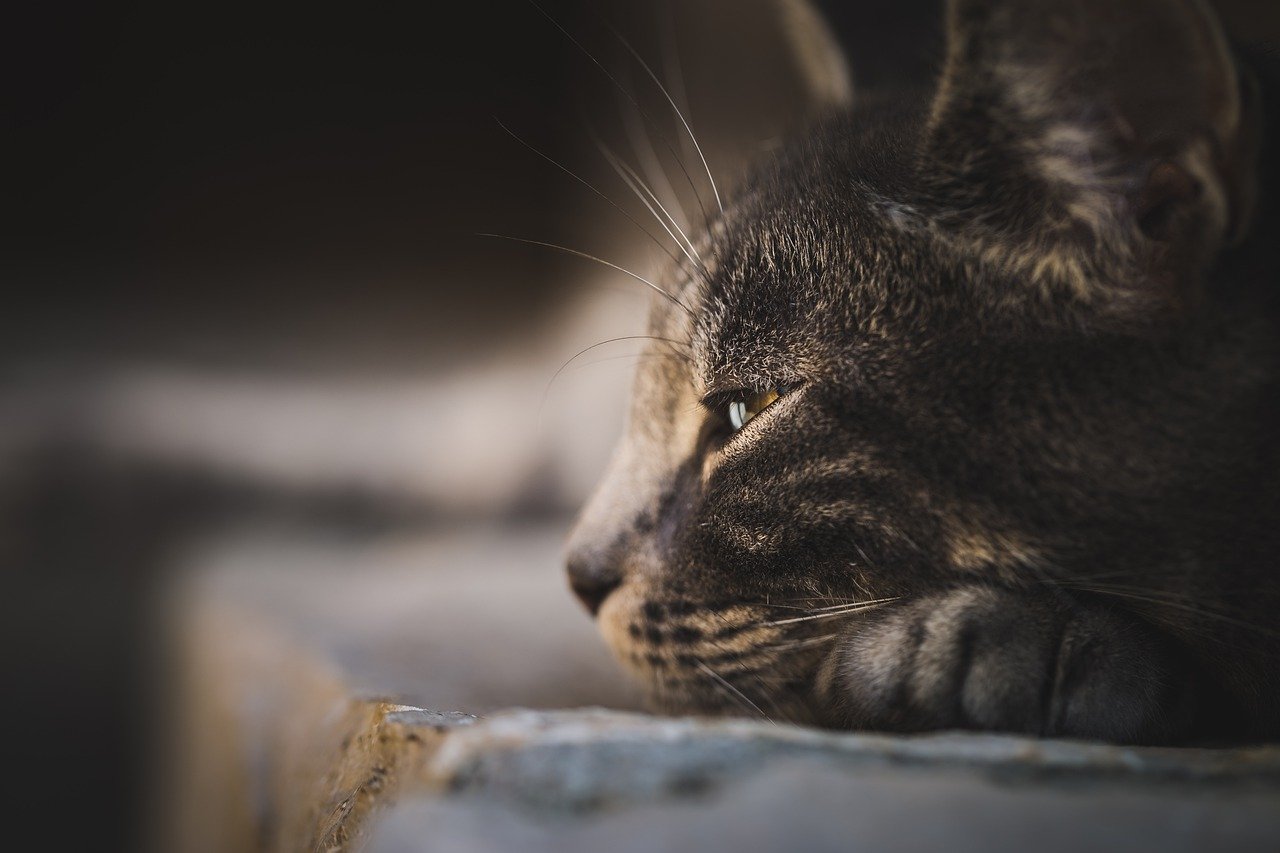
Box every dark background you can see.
[10,4,597,849]
[10,1,592,370]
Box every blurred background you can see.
[6,1,1277,849]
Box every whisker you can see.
[615,68,693,232]
[527,0,715,230]
[493,119,691,277]
[804,601,893,612]
[658,1,702,212]
[555,334,689,368]
[761,597,901,627]
[475,233,694,319]
[694,660,774,724]
[606,24,724,214]
[1055,570,1235,591]
[595,136,707,273]
[753,595,867,606]
[539,334,690,424]
[570,351,689,373]
[701,612,819,727]
[736,596,876,613]
[1060,584,1280,640]
[1054,579,1214,607]
[759,633,840,653]
[611,153,706,270]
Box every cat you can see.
[565,0,1280,744]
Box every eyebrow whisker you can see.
[476,233,695,320]
[493,119,691,277]
[595,136,708,275]
[526,0,715,231]
[606,24,724,215]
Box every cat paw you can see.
[820,586,1195,744]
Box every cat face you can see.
[566,0,1280,742]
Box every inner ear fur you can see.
[925,0,1261,307]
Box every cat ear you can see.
[925,0,1261,308]
[775,0,855,112]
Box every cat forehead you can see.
[644,106,984,390]
[684,175,941,384]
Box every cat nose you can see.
[565,550,623,617]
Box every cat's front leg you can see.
[815,586,1196,744]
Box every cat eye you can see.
[727,388,781,431]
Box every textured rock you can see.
[371,760,1280,853]
[369,709,1280,853]
[155,525,637,853]
[166,525,642,712]
[424,709,1280,802]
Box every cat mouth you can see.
[595,584,855,719]
[597,585,782,675]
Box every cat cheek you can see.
[699,449,720,485]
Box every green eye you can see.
[728,388,780,431]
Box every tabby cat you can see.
[565,0,1280,743]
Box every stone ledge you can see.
[425,709,1280,801]
[369,709,1280,853]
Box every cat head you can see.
[566,0,1277,741]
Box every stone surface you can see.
[156,523,641,853]
[166,524,644,712]
[425,709,1280,798]
[368,709,1280,853]
[372,761,1280,853]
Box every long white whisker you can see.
[611,151,705,268]
[475,234,694,319]
[804,598,900,613]
[537,334,690,423]
[695,660,774,724]
[615,63,694,232]
[596,139,707,272]
[528,0,714,231]
[570,351,686,373]
[658,5,705,223]
[608,25,724,214]
[494,119,695,276]
[762,597,901,627]
[759,634,840,652]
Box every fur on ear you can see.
[923,0,1260,309]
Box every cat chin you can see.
[595,582,835,721]
[595,583,647,673]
